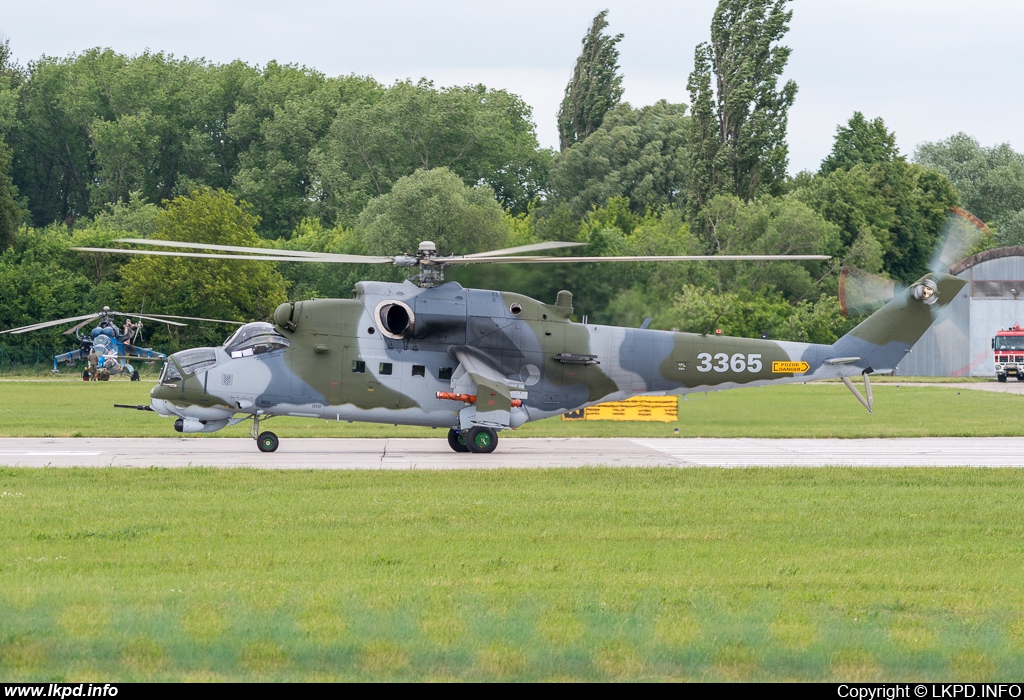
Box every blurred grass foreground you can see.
[2,467,1024,681]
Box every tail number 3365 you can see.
[695,353,762,373]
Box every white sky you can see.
[3,0,1022,173]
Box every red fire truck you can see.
[992,324,1024,381]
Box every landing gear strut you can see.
[250,415,279,453]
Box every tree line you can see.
[2,0,1024,365]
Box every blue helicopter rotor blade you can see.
[0,314,101,335]
[63,317,99,336]
[112,312,237,326]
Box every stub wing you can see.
[448,347,528,430]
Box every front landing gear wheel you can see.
[466,427,498,454]
[447,428,469,453]
[257,431,279,453]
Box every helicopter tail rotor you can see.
[838,208,989,317]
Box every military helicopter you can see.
[75,236,963,453]
[0,306,243,381]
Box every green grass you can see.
[0,378,1021,438]
[2,467,1024,681]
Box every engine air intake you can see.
[374,300,415,339]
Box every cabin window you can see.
[412,365,425,377]
[352,360,365,373]
[379,362,393,375]
[438,367,453,380]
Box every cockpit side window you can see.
[224,322,291,358]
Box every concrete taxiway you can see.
[2,437,1024,468]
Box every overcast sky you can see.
[3,0,1021,173]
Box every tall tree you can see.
[686,0,798,228]
[230,68,380,237]
[821,112,899,175]
[118,188,288,345]
[0,36,22,134]
[546,101,690,218]
[913,133,1024,232]
[557,10,624,151]
[356,167,509,256]
[794,113,960,282]
[313,80,543,227]
[0,136,21,251]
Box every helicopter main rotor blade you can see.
[120,314,187,327]
[111,239,394,263]
[0,313,102,335]
[72,246,393,264]
[115,312,244,325]
[440,254,832,265]
[462,241,587,259]
[63,317,100,336]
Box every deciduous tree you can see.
[557,10,624,151]
[313,80,543,226]
[357,168,509,257]
[119,189,287,345]
[686,0,798,229]
[546,101,689,218]
[914,133,1024,243]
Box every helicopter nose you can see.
[150,397,176,416]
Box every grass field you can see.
[3,378,1023,681]
[2,467,1024,681]
[0,377,1021,438]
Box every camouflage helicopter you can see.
[76,236,963,454]
[0,306,243,381]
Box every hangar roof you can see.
[949,246,1024,276]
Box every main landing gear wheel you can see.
[466,426,498,454]
[257,431,279,453]
[447,428,469,453]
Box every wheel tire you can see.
[466,427,498,454]
[998,374,1008,382]
[257,431,279,453]
[1017,374,1024,382]
[131,369,140,381]
[447,428,470,453]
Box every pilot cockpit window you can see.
[173,348,218,376]
[223,322,291,358]
[160,361,182,383]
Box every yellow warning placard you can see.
[562,396,678,422]
[772,361,810,374]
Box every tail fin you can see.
[832,272,966,373]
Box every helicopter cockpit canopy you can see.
[223,322,291,359]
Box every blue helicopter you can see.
[0,307,242,381]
